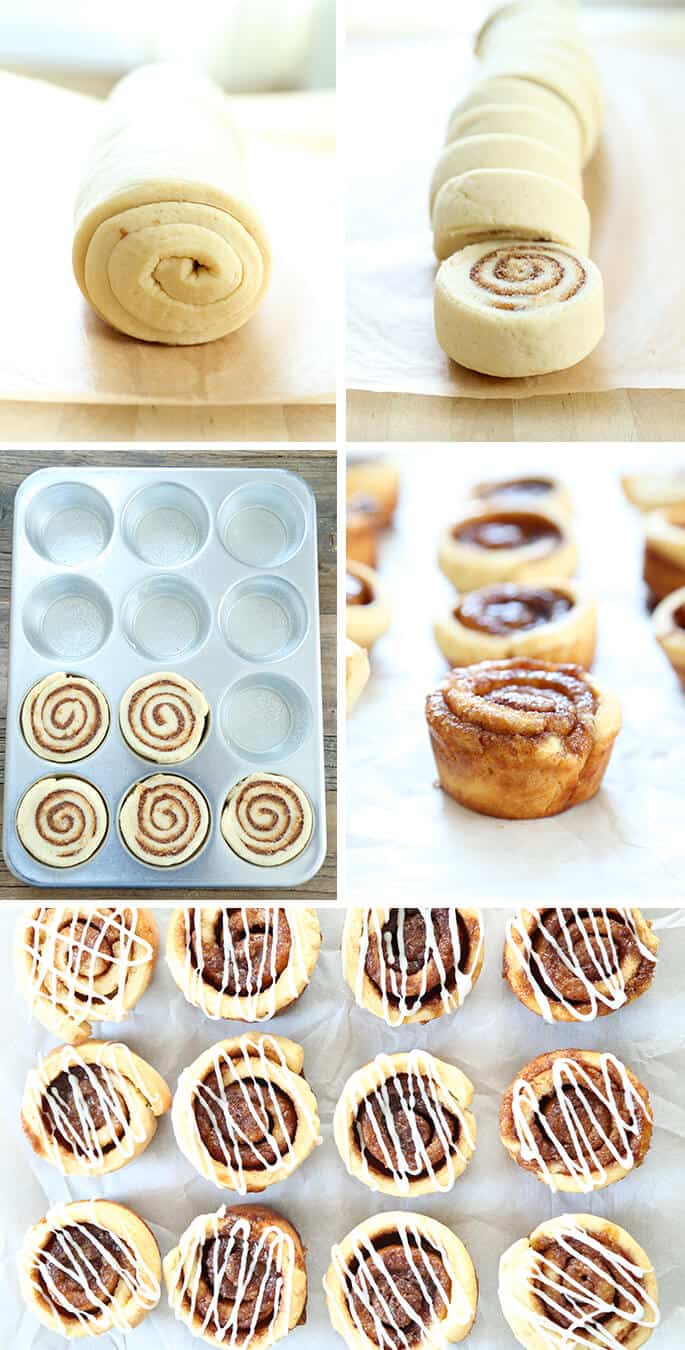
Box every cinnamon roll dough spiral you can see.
[120,671,209,763]
[342,908,484,1026]
[221,773,313,867]
[164,1203,307,1349]
[438,504,577,592]
[434,580,596,669]
[335,1051,476,1196]
[499,1213,659,1350]
[15,906,159,1044]
[16,776,108,868]
[73,64,271,345]
[119,773,210,866]
[21,674,109,763]
[172,1033,321,1194]
[430,131,582,216]
[503,908,659,1021]
[166,906,322,1022]
[435,239,604,377]
[432,169,590,263]
[500,1048,652,1194]
[21,1040,171,1176]
[19,1199,161,1338]
[426,658,621,819]
[325,1211,478,1349]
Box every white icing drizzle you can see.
[186,1035,321,1194]
[505,909,658,1023]
[356,909,483,1026]
[24,1043,166,1172]
[22,907,155,1025]
[511,1052,651,1193]
[181,906,310,1022]
[515,1225,660,1349]
[341,1052,474,1194]
[327,1217,472,1350]
[29,1200,160,1333]
[170,1207,295,1346]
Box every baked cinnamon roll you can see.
[644,504,685,601]
[119,671,209,763]
[21,673,109,762]
[438,504,576,592]
[16,775,108,867]
[346,560,392,650]
[21,1040,171,1175]
[19,1199,161,1337]
[342,908,484,1026]
[499,1049,652,1193]
[164,1203,307,1348]
[622,471,685,512]
[499,1214,659,1350]
[653,585,685,689]
[346,638,370,711]
[347,459,399,529]
[434,580,596,669]
[325,1212,478,1349]
[172,1033,321,1193]
[119,773,210,866]
[426,658,621,818]
[165,906,321,1022]
[347,493,382,568]
[334,1051,476,1195]
[503,908,659,1021]
[470,474,572,519]
[221,773,313,867]
[15,906,159,1044]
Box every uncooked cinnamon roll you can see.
[346,638,370,711]
[119,671,209,763]
[119,773,210,866]
[15,905,159,1044]
[172,1033,321,1193]
[347,459,400,529]
[21,1040,171,1176]
[435,239,604,378]
[500,1049,653,1193]
[499,1214,660,1350]
[19,1199,161,1338]
[346,560,392,650]
[643,504,685,602]
[438,504,576,592]
[347,492,382,568]
[21,673,109,762]
[221,773,313,867]
[165,906,322,1022]
[503,908,659,1021]
[16,776,108,867]
[325,1212,478,1349]
[653,585,685,689]
[334,1051,476,1196]
[426,658,621,818]
[342,908,484,1026]
[434,580,596,669]
[454,74,584,151]
[164,1203,307,1348]
[470,474,572,519]
[432,169,590,263]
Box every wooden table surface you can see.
[0,401,336,444]
[0,447,337,902]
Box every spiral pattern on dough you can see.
[469,243,587,311]
[21,674,109,763]
[16,777,108,868]
[442,659,597,740]
[221,774,313,867]
[120,672,209,763]
[119,774,210,866]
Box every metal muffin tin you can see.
[3,466,326,888]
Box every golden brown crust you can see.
[346,561,391,650]
[439,504,577,592]
[346,639,371,711]
[434,580,596,668]
[470,474,572,519]
[653,585,685,688]
[643,505,685,601]
[347,495,382,568]
[347,460,399,528]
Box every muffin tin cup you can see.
[3,467,326,889]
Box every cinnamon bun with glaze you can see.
[653,584,685,688]
[342,908,484,1026]
[346,560,392,650]
[438,503,576,591]
[434,579,596,668]
[21,673,109,763]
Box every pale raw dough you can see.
[119,774,210,867]
[483,46,602,161]
[457,74,582,138]
[434,238,604,377]
[73,64,271,345]
[446,102,582,164]
[430,133,581,216]
[221,773,313,867]
[432,168,590,261]
[16,776,109,868]
[21,673,109,763]
[346,639,370,713]
[119,672,209,764]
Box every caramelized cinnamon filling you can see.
[480,477,554,499]
[41,1224,132,1314]
[455,585,572,635]
[529,910,652,1010]
[42,1066,123,1154]
[531,1234,641,1330]
[349,1237,450,1340]
[534,1074,621,1167]
[673,602,685,630]
[191,910,291,995]
[197,1229,279,1328]
[364,909,476,1008]
[453,511,561,552]
[354,1074,460,1178]
[347,573,373,606]
[194,1072,297,1167]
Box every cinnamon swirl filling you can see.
[453,511,561,552]
[469,244,586,312]
[455,585,573,635]
[362,908,483,1022]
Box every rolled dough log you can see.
[457,75,581,134]
[430,134,581,216]
[73,64,271,345]
[482,47,602,161]
[445,103,582,166]
[434,238,604,377]
[432,168,591,261]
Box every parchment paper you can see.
[347,446,685,902]
[347,11,685,399]
[0,906,684,1348]
[0,73,335,406]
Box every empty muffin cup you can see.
[24,481,114,566]
[219,674,312,762]
[218,576,308,663]
[23,576,113,660]
[120,576,212,662]
[121,482,210,567]
[217,481,307,567]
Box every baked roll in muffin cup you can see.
[438,503,576,591]
[469,473,572,519]
[643,504,685,602]
[653,584,685,688]
[346,560,392,650]
[434,580,596,669]
[346,638,370,711]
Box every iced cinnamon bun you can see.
[426,658,621,818]
[643,504,685,602]
[165,906,321,1022]
[119,671,209,763]
[434,580,596,669]
[221,773,313,867]
[172,1033,321,1193]
[119,773,210,866]
[438,504,576,592]
[21,673,109,762]
[16,775,108,867]
[503,908,659,1021]
[500,1048,652,1193]
[342,908,484,1026]
[346,560,392,650]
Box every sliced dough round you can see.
[446,103,582,164]
[432,168,590,262]
[430,133,581,216]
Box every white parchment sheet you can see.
[347,446,685,904]
[0,906,683,1349]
